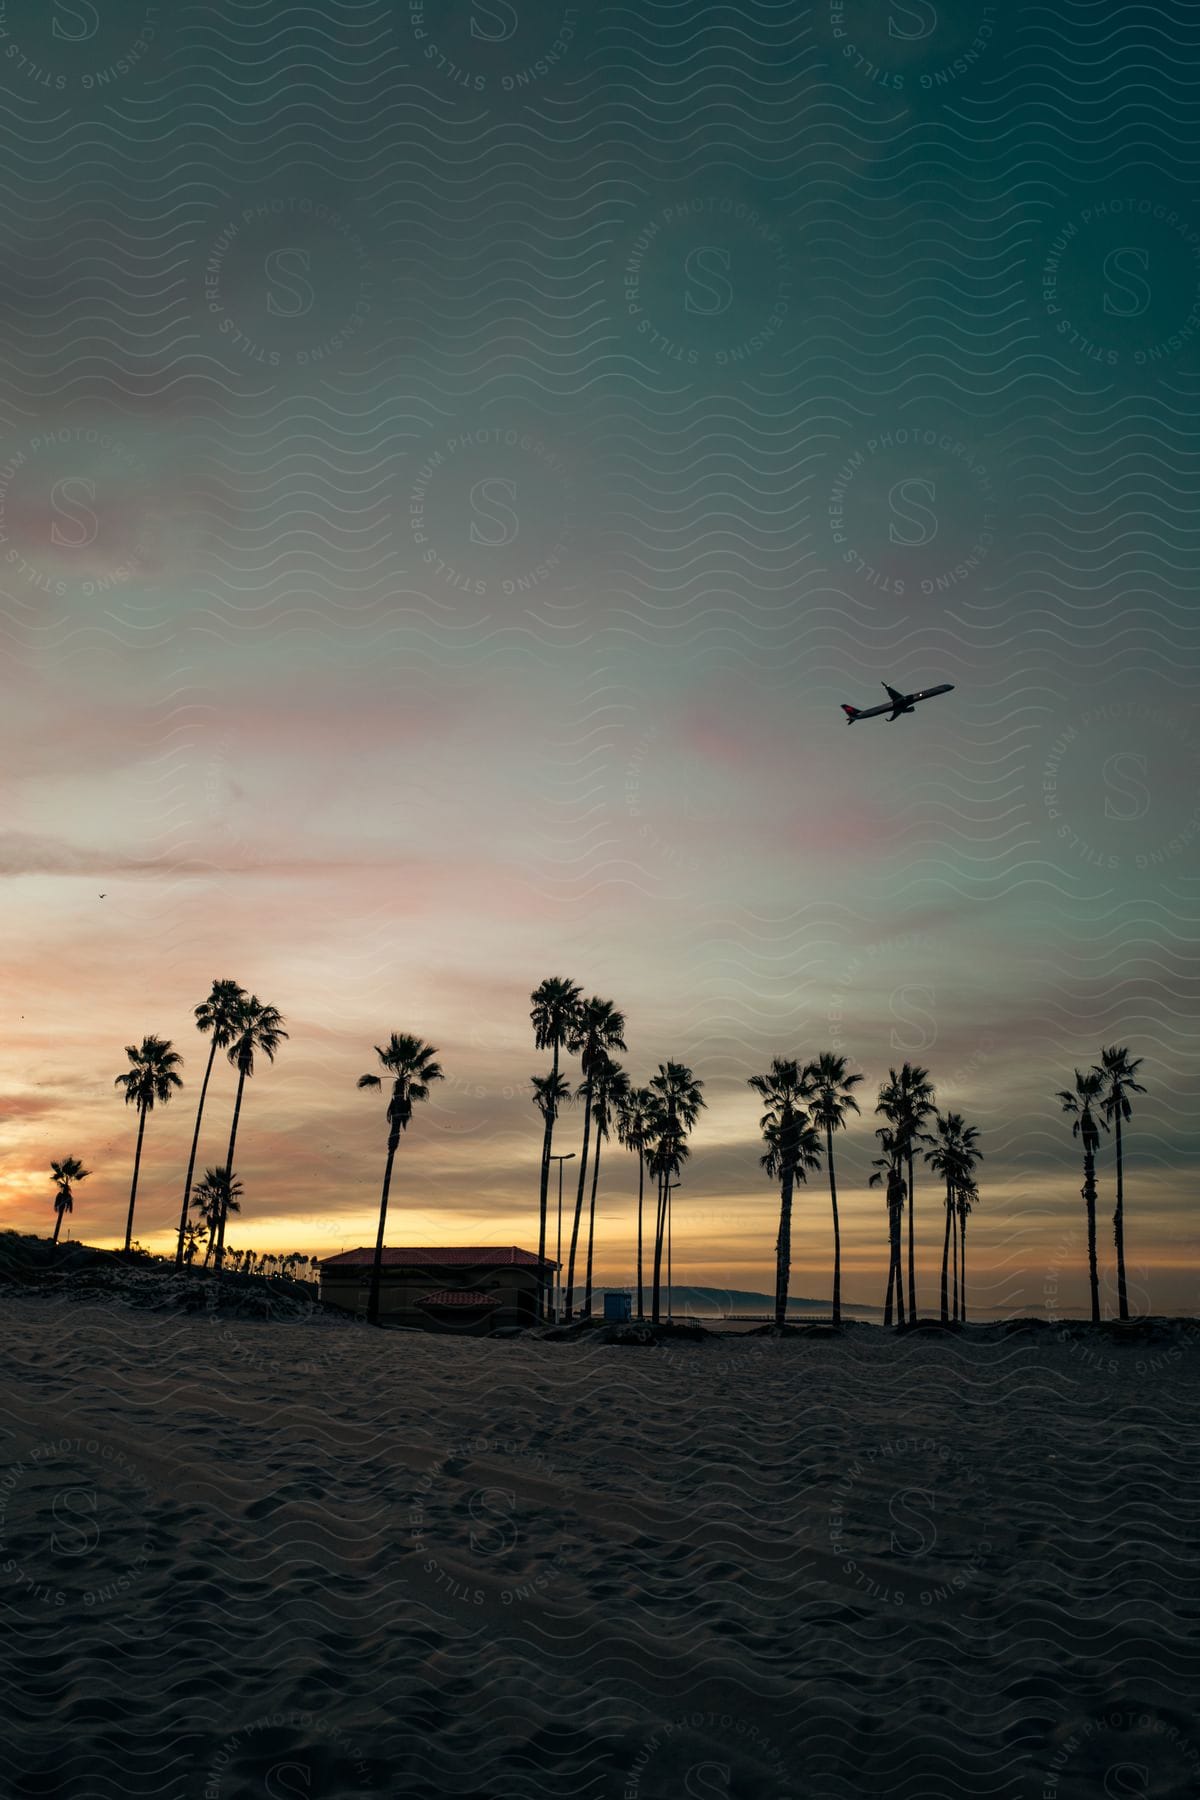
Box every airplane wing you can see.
[884,684,905,704]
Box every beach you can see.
[2,1293,1198,1799]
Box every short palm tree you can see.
[114,1035,184,1252]
[214,996,287,1274]
[1094,1045,1146,1321]
[530,978,582,1301]
[749,1059,821,1327]
[803,1053,863,1326]
[530,1070,571,1318]
[192,1167,242,1258]
[617,1085,662,1321]
[564,998,627,1319]
[182,1221,205,1266]
[50,1156,90,1246]
[922,1112,982,1323]
[583,1056,630,1318]
[877,1064,935,1319]
[1058,1068,1108,1323]
[357,1033,444,1326]
[868,1127,907,1326]
[175,979,246,1267]
[649,1061,705,1323]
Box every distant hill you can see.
[594,1284,882,1318]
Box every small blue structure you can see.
[603,1290,632,1323]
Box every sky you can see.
[1,1,1199,1317]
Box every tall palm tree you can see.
[50,1156,90,1246]
[564,998,627,1319]
[922,1112,982,1323]
[1094,1045,1146,1321]
[357,1033,444,1326]
[192,1166,242,1258]
[530,1070,571,1318]
[957,1177,978,1321]
[869,1127,906,1327]
[803,1053,863,1327]
[214,996,287,1275]
[1058,1069,1107,1323]
[530,978,582,1301]
[649,1061,706,1324]
[174,979,246,1267]
[749,1059,821,1327]
[617,1085,662,1321]
[114,1035,184,1252]
[583,1056,630,1318]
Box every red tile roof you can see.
[319,1246,554,1270]
[418,1290,502,1309]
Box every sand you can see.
[1,1287,1198,1800]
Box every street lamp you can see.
[548,1152,575,1322]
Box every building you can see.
[317,1246,556,1333]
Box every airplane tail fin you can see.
[842,704,860,722]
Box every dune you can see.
[1,1271,1197,1799]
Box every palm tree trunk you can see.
[123,1101,148,1252]
[536,1044,558,1319]
[952,1201,960,1320]
[651,1166,667,1323]
[960,1217,968,1321]
[774,1170,795,1327]
[636,1152,645,1321]
[367,1129,400,1326]
[52,1205,64,1246]
[906,1148,917,1319]
[1113,1110,1129,1320]
[1083,1147,1101,1323]
[215,1067,248,1276]
[175,1036,219,1268]
[564,1083,592,1320]
[827,1123,841,1326]
[894,1200,906,1326]
[939,1175,952,1322]
[584,1130,602,1318]
[884,1228,895,1327]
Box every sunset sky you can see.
[2,1,1198,1317]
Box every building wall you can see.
[319,1263,547,1332]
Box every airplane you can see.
[841,682,954,724]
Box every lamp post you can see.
[549,1152,575,1322]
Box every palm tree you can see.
[957,1178,978,1321]
[877,1064,935,1319]
[114,1036,184,1252]
[617,1085,662,1321]
[530,978,582,1305]
[174,979,246,1268]
[803,1053,863,1327]
[530,1070,571,1319]
[922,1112,982,1323]
[564,998,627,1319]
[214,996,287,1275]
[749,1059,820,1327]
[583,1056,630,1318]
[868,1127,906,1327]
[357,1033,444,1326]
[1058,1069,1107,1323]
[50,1156,90,1246]
[182,1221,205,1266]
[1094,1045,1146,1321]
[192,1166,242,1258]
[649,1061,706,1323]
